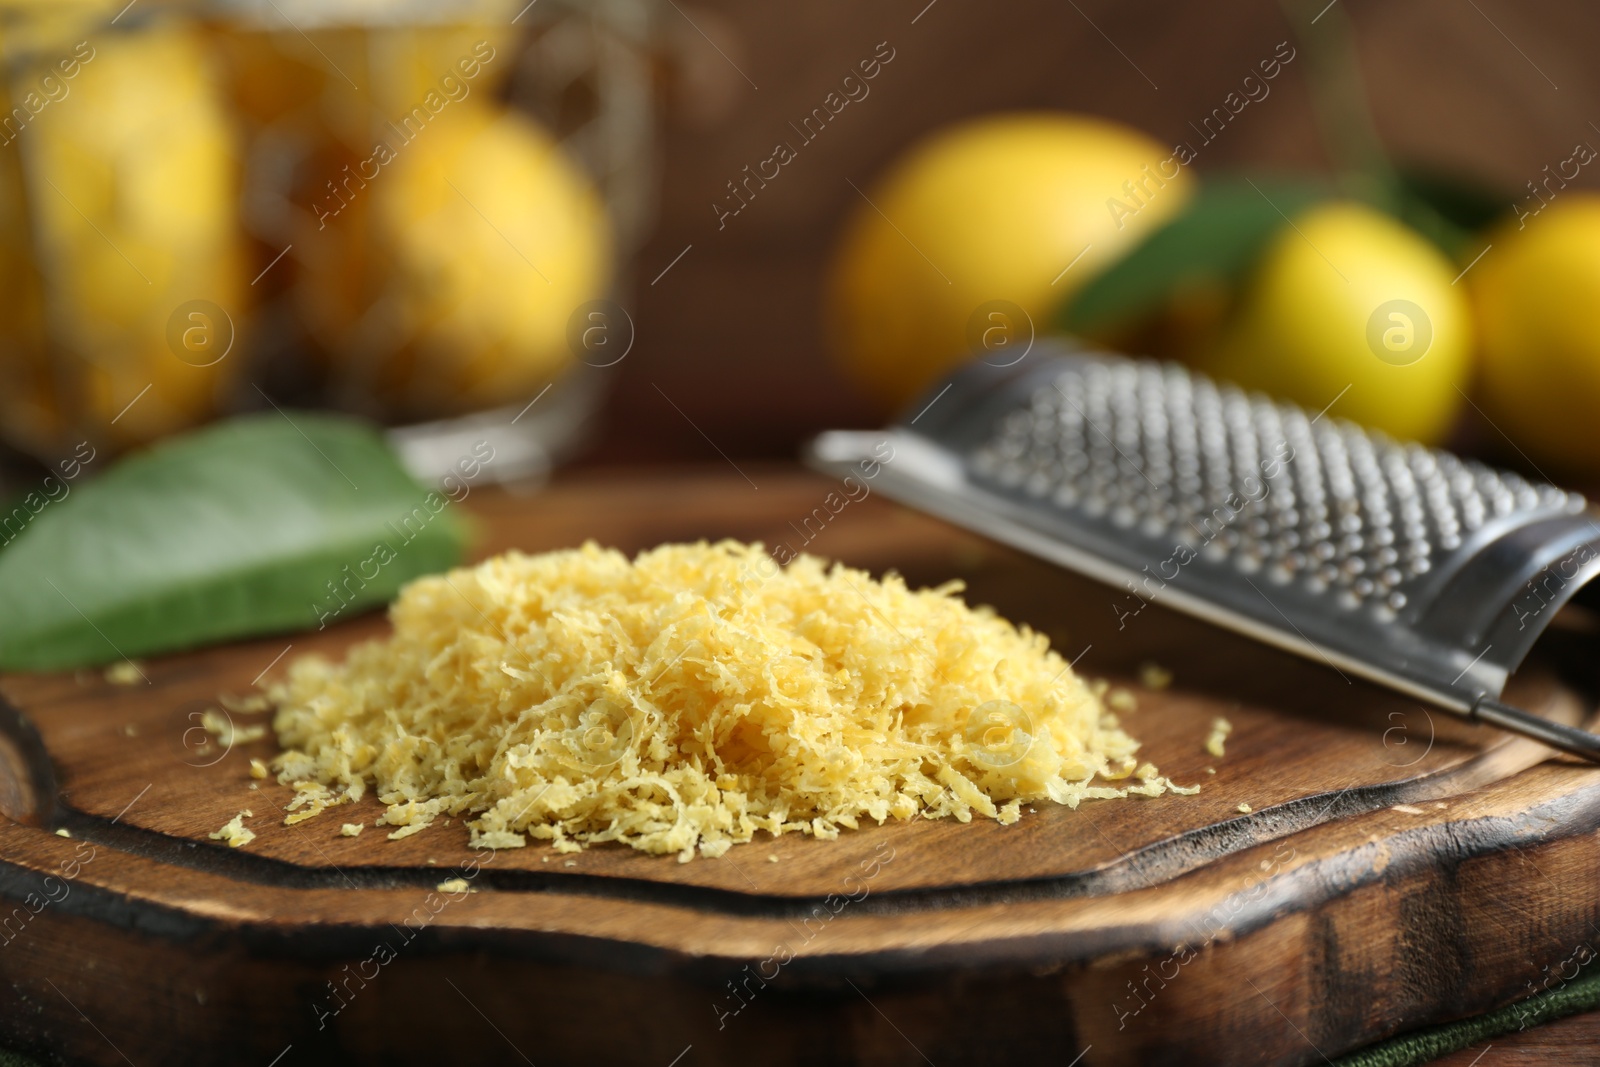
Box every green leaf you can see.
[1059,177,1330,336]
[0,412,470,671]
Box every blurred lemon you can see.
[1201,201,1471,444]
[826,112,1193,411]
[0,22,245,455]
[1471,195,1600,470]
[303,105,610,417]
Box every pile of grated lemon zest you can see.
[270,541,1191,860]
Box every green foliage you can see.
[0,413,469,670]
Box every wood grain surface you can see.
[1431,1011,1600,1066]
[1,467,1598,1067]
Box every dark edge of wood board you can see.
[5,685,1600,981]
[27,749,1534,919]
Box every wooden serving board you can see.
[2,468,1599,1067]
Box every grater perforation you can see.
[808,346,1600,761]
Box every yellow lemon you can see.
[301,105,611,418]
[0,22,245,457]
[1202,201,1471,445]
[1471,195,1600,471]
[826,112,1193,411]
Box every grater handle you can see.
[1472,697,1600,764]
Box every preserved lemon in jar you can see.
[300,104,611,418]
[0,18,247,457]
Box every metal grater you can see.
[807,344,1600,761]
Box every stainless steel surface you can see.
[1474,696,1600,762]
[807,344,1600,762]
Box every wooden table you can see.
[2,467,1598,1067]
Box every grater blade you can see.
[807,345,1600,762]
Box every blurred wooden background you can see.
[585,0,1600,465]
